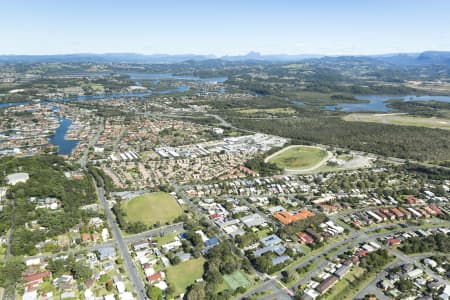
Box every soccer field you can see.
[268,145,328,171]
[121,192,182,226]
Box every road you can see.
[79,116,104,168]
[95,183,148,300]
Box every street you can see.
[95,183,148,300]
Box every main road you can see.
[95,184,148,300]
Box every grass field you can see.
[121,192,182,226]
[343,113,450,130]
[166,258,205,295]
[236,107,296,115]
[267,145,328,170]
[223,271,250,290]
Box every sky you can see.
[1,0,450,56]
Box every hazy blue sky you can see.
[1,0,450,55]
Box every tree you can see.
[205,269,223,285]
[147,286,163,300]
[47,258,65,277]
[396,279,414,293]
[185,283,206,300]
[71,261,93,281]
[0,258,25,293]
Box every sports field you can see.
[166,258,205,295]
[267,145,328,171]
[343,113,450,130]
[223,271,250,290]
[121,192,182,226]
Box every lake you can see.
[49,118,79,155]
[321,95,450,112]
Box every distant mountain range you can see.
[0,51,449,65]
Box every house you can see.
[297,232,314,244]
[272,208,315,225]
[380,278,394,291]
[147,272,162,283]
[305,229,323,242]
[97,247,116,260]
[253,244,286,257]
[176,252,192,262]
[439,285,450,300]
[119,292,135,300]
[61,291,76,299]
[155,280,168,291]
[424,258,438,268]
[386,238,401,246]
[240,213,266,227]
[81,233,91,243]
[161,240,182,251]
[303,288,319,300]
[115,281,126,294]
[260,234,282,247]
[407,269,423,279]
[133,240,149,251]
[316,275,338,294]
[6,172,29,185]
[22,291,37,300]
[102,228,110,241]
[334,264,352,279]
[23,271,51,292]
[356,249,369,257]
[53,274,73,286]
[271,255,290,266]
[204,237,219,248]
[25,258,41,266]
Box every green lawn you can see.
[121,192,182,226]
[154,231,182,246]
[223,271,250,290]
[268,146,328,170]
[166,258,205,295]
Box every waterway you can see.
[48,118,79,155]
